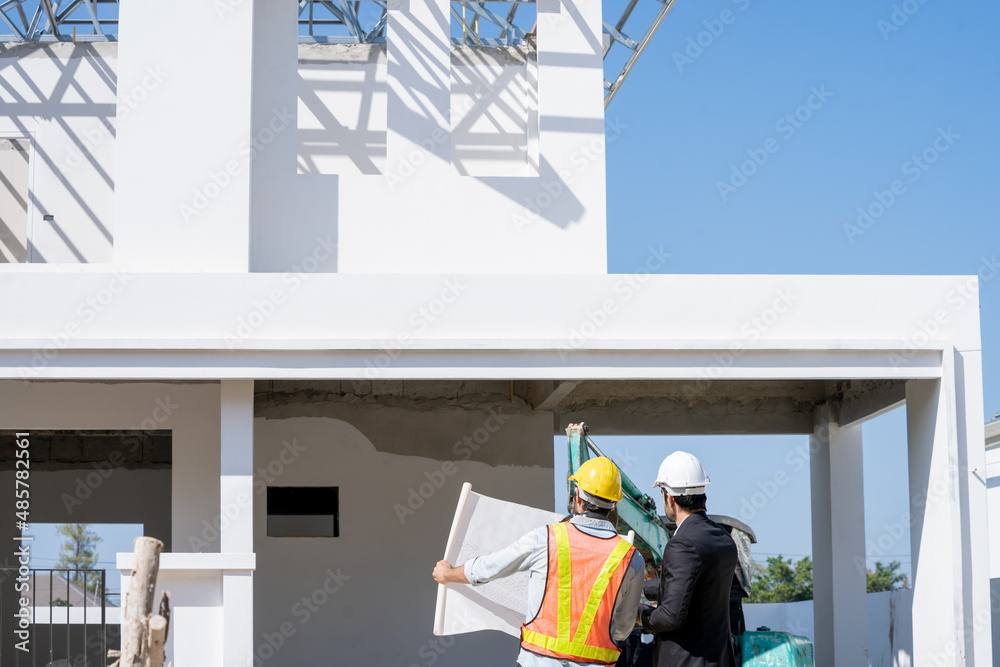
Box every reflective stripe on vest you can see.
[521,523,634,664]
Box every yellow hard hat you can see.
[568,456,623,502]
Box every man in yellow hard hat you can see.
[432,456,645,666]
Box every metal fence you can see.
[0,567,117,667]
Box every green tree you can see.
[747,556,813,603]
[866,560,907,593]
[55,523,102,597]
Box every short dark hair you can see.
[581,499,613,518]
[570,489,614,518]
[672,493,707,511]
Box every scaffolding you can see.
[0,0,677,106]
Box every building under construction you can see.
[0,0,994,665]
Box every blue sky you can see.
[552,409,913,580]
[26,0,996,593]
[548,0,998,581]
[26,523,142,596]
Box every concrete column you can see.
[908,349,993,667]
[114,0,254,271]
[221,379,254,666]
[992,579,1000,665]
[810,403,868,666]
[954,349,994,667]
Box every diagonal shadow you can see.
[297,53,384,175]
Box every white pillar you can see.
[114,0,254,271]
[908,348,993,667]
[953,349,994,667]
[221,379,254,666]
[810,403,868,666]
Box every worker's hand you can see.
[636,604,652,630]
[432,560,454,584]
[433,560,470,585]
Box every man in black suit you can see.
[638,451,738,667]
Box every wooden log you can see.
[147,614,168,667]
[158,591,171,642]
[121,537,164,667]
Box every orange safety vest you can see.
[521,522,635,665]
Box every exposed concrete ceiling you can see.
[256,379,907,436]
[987,420,1000,450]
[0,430,170,470]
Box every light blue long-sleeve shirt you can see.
[464,515,645,667]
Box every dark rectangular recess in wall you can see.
[267,486,339,537]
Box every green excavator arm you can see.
[566,423,670,568]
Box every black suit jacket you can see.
[639,511,738,667]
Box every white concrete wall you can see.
[3,24,598,273]
[295,44,538,179]
[297,45,388,176]
[251,405,554,667]
[118,557,230,667]
[0,273,982,368]
[451,46,538,177]
[744,589,914,667]
[987,445,1000,579]
[250,0,607,274]
[0,43,117,263]
[113,0,254,272]
[0,468,170,546]
[0,382,221,552]
[992,578,1000,667]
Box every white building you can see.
[987,418,1000,658]
[0,0,993,665]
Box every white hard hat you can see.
[653,451,711,496]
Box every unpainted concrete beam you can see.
[531,381,581,411]
[837,379,906,427]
